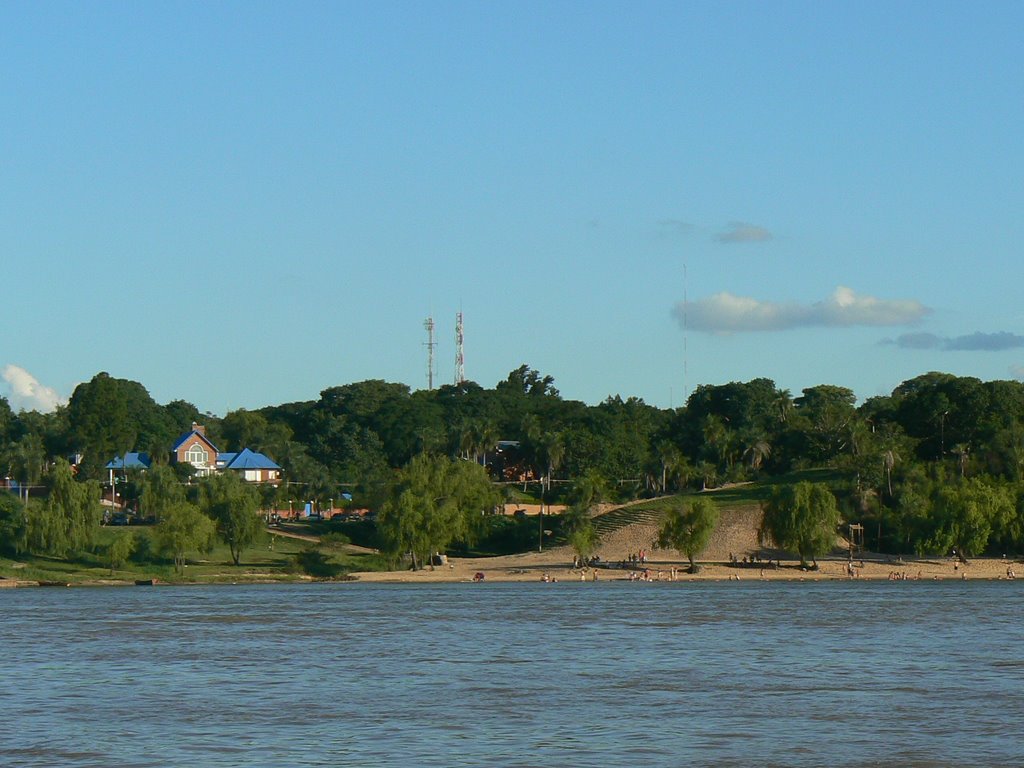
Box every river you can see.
[1,580,1021,767]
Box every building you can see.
[172,423,220,477]
[217,447,282,484]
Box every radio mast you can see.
[423,316,436,390]
[454,311,465,385]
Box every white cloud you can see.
[674,286,931,333]
[2,364,67,413]
[716,222,773,243]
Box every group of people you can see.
[626,566,680,582]
[886,570,920,581]
[615,550,648,569]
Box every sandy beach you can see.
[351,548,1022,583]
[352,509,1023,584]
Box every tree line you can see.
[4,367,1024,564]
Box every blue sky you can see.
[2,2,1022,415]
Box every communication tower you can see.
[454,311,465,385]
[423,317,436,390]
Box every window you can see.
[185,444,209,466]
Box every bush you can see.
[130,531,154,563]
[319,532,350,548]
[292,548,347,579]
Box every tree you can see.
[560,502,600,563]
[9,433,45,504]
[106,533,136,574]
[792,385,857,463]
[140,464,185,522]
[66,372,175,479]
[199,472,262,566]
[155,501,215,574]
[651,440,685,493]
[377,454,498,569]
[535,431,565,492]
[25,458,102,557]
[925,478,1013,560]
[0,491,26,555]
[657,497,719,571]
[567,518,599,563]
[761,481,840,567]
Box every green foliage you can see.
[762,481,840,566]
[319,531,350,548]
[199,472,262,565]
[567,519,599,561]
[66,372,175,479]
[292,547,346,578]
[468,514,538,556]
[924,478,1014,559]
[657,496,719,569]
[155,501,215,573]
[106,532,136,573]
[140,464,185,522]
[377,454,499,568]
[24,458,102,557]
[0,491,26,555]
[12,365,1024,571]
[130,530,153,563]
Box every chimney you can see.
[192,422,205,436]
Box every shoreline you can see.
[349,549,1023,584]
[3,547,1020,588]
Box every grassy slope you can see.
[0,524,390,585]
[593,468,842,541]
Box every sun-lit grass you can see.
[592,468,844,535]
[0,523,391,585]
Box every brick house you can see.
[172,423,220,477]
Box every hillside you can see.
[590,487,770,563]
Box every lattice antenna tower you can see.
[454,311,465,385]
[423,316,436,390]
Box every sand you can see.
[350,547,1023,584]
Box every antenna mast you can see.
[454,311,465,385]
[423,317,436,390]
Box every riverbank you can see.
[351,546,1023,583]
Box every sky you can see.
[2,1,1022,415]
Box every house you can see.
[217,447,282,485]
[104,452,153,472]
[172,423,220,477]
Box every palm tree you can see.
[471,422,499,467]
[701,415,729,471]
[742,434,772,472]
[536,431,564,493]
[655,440,681,493]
